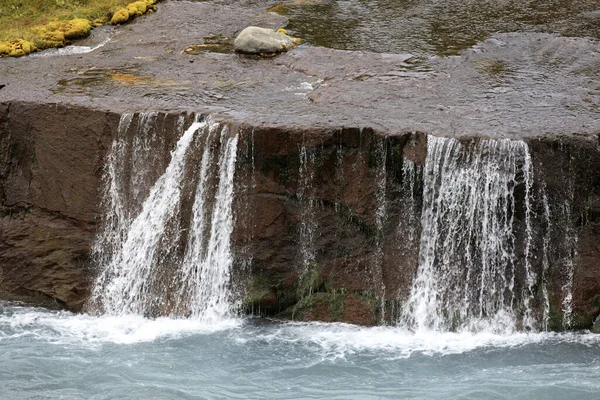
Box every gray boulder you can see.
[234,26,300,54]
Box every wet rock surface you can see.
[0,0,599,326]
[0,1,598,138]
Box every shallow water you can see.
[275,0,600,56]
[2,301,600,399]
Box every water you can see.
[89,120,203,316]
[2,301,600,399]
[401,137,539,332]
[1,109,593,398]
[88,115,239,320]
[0,130,594,398]
[175,125,239,321]
[297,144,318,270]
[274,0,600,56]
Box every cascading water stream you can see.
[298,144,318,273]
[400,136,536,333]
[174,125,239,322]
[374,139,388,319]
[87,116,239,321]
[89,119,202,315]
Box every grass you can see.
[0,0,156,56]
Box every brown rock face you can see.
[0,101,599,331]
[0,102,116,310]
[0,209,93,310]
[233,126,600,329]
[232,126,421,324]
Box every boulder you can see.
[233,26,300,54]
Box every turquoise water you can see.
[2,301,600,399]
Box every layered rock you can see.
[0,102,116,310]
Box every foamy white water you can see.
[176,124,239,321]
[30,37,111,57]
[89,121,205,315]
[88,115,240,321]
[0,303,239,346]
[2,301,600,400]
[401,136,537,332]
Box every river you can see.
[2,301,600,399]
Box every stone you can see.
[233,26,300,54]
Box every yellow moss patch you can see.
[0,39,37,57]
[111,0,157,25]
[0,0,159,56]
[110,9,130,25]
[107,71,186,89]
[110,72,153,85]
[32,18,92,49]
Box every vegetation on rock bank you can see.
[0,0,157,57]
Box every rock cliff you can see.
[0,0,599,329]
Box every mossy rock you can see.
[32,19,92,50]
[34,38,65,49]
[288,291,378,325]
[54,19,92,40]
[243,271,298,316]
[127,2,146,16]
[297,263,328,298]
[0,39,37,57]
[111,0,156,25]
[111,9,130,25]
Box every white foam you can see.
[0,305,240,346]
[2,304,599,358]
[241,321,600,359]
[30,37,111,57]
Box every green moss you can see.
[55,18,91,39]
[111,0,156,25]
[326,291,345,321]
[570,313,596,331]
[242,271,298,316]
[297,263,327,298]
[0,0,158,56]
[31,18,91,49]
[245,275,275,304]
[0,39,37,56]
[110,9,130,24]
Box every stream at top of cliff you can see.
[273,0,600,56]
[2,301,600,400]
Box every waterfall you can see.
[540,183,551,331]
[560,198,577,329]
[174,124,239,322]
[374,139,388,319]
[400,136,536,332]
[298,144,318,271]
[87,115,239,321]
[399,158,421,244]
